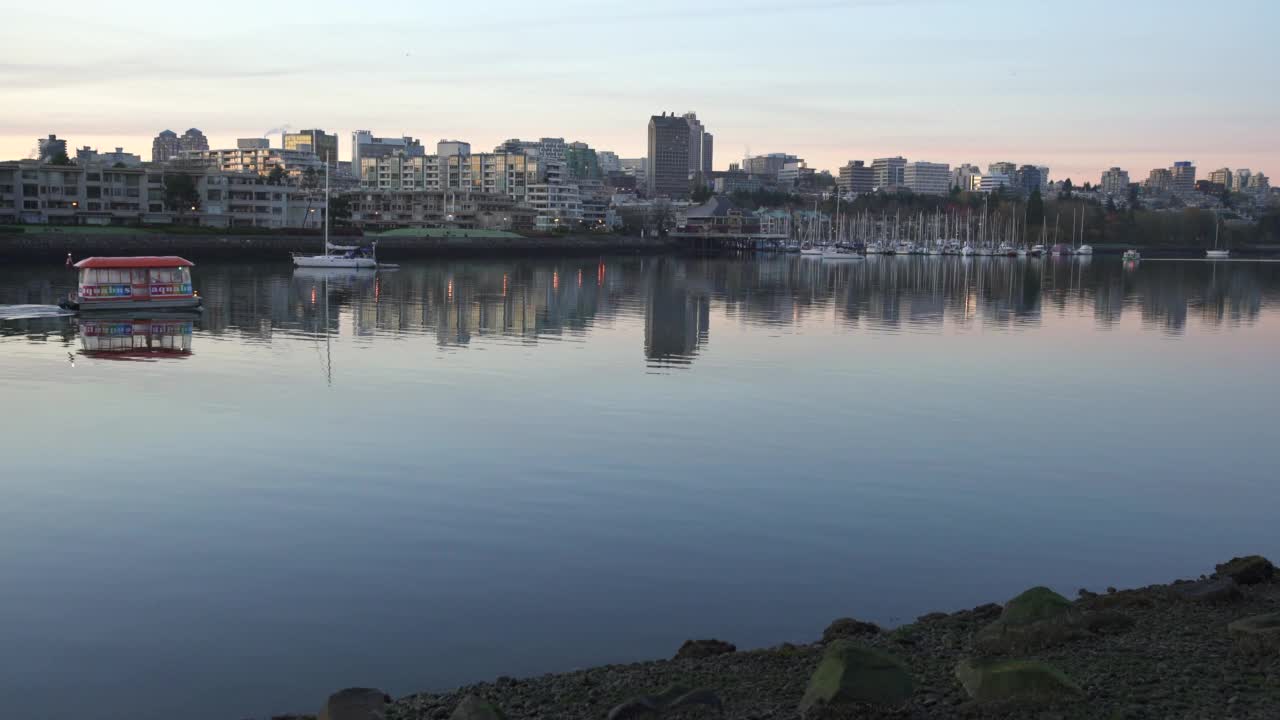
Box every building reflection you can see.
[9,255,1269,369]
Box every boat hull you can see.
[61,297,202,312]
[293,255,377,269]
[1206,250,1230,259]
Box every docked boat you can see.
[822,244,862,261]
[800,241,823,256]
[1029,244,1046,257]
[1075,244,1094,256]
[1123,249,1141,261]
[60,256,202,312]
[998,243,1019,257]
[293,155,378,270]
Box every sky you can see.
[2,0,1277,183]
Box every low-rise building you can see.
[951,164,982,192]
[75,146,143,168]
[179,146,323,178]
[345,189,532,231]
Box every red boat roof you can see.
[75,256,195,269]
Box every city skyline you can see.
[2,0,1277,181]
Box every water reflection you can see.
[78,317,194,360]
[2,257,1278,368]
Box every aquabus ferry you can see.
[60,256,202,312]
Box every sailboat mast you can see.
[323,152,330,258]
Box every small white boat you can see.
[960,244,975,256]
[1206,219,1229,259]
[998,243,1018,257]
[1029,244,1046,257]
[1123,249,1141,261]
[800,241,823,256]
[1075,244,1094,256]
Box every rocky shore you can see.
[286,556,1279,720]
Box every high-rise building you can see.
[152,130,181,163]
[1100,167,1130,196]
[777,160,814,188]
[904,161,951,195]
[597,151,621,174]
[1146,168,1173,194]
[951,164,982,191]
[1208,168,1232,189]
[1014,165,1042,196]
[742,153,798,179]
[1036,166,1051,189]
[978,172,1011,193]
[1170,161,1196,194]
[681,112,714,176]
[871,157,907,190]
[283,129,338,167]
[37,134,68,162]
[647,113,690,199]
[1246,172,1269,192]
[837,160,874,195]
[988,161,1017,177]
[179,128,209,154]
[1233,169,1252,192]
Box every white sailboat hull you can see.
[1206,250,1230,259]
[293,255,377,269]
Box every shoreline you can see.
[281,555,1279,720]
[0,232,677,262]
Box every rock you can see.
[1228,613,1280,656]
[449,696,506,720]
[798,639,913,714]
[917,611,950,624]
[1085,610,1136,635]
[1172,577,1242,603]
[674,638,736,660]
[319,688,391,720]
[955,658,1084,703]
[975,587,1086,654]
[607,685,721,719]
[969,603,1004,621]
[1216,556,1275,585]
[822,617,882,642]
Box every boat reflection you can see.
[78,315,195,360]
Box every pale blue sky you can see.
[2,0,1276,181]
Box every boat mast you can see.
[324,152,330,258]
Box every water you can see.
[1,255,1278,719]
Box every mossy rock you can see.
[1228,613,1280,656]
[1002,587,1073,624]
[1216,556,1275,585]
[955,658,1083,703]
[798,640,913,714]
[975,587,1085,654]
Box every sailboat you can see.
[1075,208,1094,256]
[293,156,377,270]
[1206,217,1229,259]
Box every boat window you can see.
[133,269,148,284]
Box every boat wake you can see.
[0,304,75,320]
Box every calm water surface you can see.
[1,255,1278,719]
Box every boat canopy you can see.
[75,256,195,269]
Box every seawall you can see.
[0,232,678,262]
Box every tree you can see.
[48,149,72,166]
[691,184,713,203]
[648,199,675,236]
[301,167,321,191]
[267,166,287,185]
[1219,189,1233,209]
[1127,184,1142,211]
[329,195,351,225]
[1060,178,1074,199]
[1026,188,1045,228]
[164,174,200,215]
[1106,196,1117,213]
